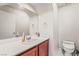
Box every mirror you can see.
[0,3,33,39]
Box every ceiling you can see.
[29,3,53,14]
[0,3,72,16]
[57,3,72,8]
[29,3,72,14]
[0,3,38,16]
[0,3,53,15]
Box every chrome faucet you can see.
[35,32,40,37]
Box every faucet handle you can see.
[13,32,19,37]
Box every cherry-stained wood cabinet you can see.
[38,40,48,56]
[17,40,48,56]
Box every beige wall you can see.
[59,4,79,50]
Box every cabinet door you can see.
[39,40,48,56]
[21,46,38,56]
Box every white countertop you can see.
[0,35,49,56]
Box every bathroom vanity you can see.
[0,36,49,56]
[16,39,48,56]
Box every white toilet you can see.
[63,41,75,56]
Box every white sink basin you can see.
[0,36,49,56]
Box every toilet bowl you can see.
[63,41,75,56]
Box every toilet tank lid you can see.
[63,40,75,45]
[63,43,75,49]
[63,40,75,49]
